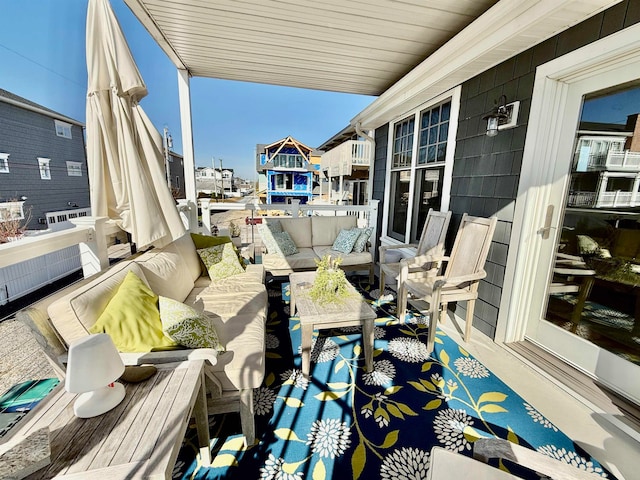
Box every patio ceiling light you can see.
[482,95,520,137]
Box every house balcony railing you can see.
[321,140,371,178]
[567,190,639,208]
[578,150,640,171]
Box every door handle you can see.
[539,204,554,239]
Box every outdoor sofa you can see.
[258,215,375,283]
[17,232,268,446]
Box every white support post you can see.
[368,199,380,262]
[290,199,300,218]
[70,216,109,278]
[200,198,212,235]
[177,68,198,231]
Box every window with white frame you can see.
[0,201,25,222]
[0,153,9,173]
[38,158,51,180]
[387,97,454,243]
[55,120,72,139]
[66,161,82,176]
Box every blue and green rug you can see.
[175,277,612,479]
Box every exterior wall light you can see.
[482,95,520,137]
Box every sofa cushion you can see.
[197,243,245,281]
[135,242,195,302]
[89,271,178,353]
[279,217,312,248]
[159,296,224,351]
[262,248,318,272]
[185,283,268,320]
[48,261,147,345]
[332,228,360,254]
[206,313,265,391]
[311,216,358,246]
[313,246,372,266]
[171,233,202,282]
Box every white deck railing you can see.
[0,199,380,309]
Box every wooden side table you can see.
[17,360,210,479]
[289,271,377,377]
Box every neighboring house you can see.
[256,136,319,204]
[569,114,640,209]
[318,125,372,205]
[0,88,89,230]
[340,2,640,404]
[195,166,234,197]
[166,151,186,200]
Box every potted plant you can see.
[309,254,351,303]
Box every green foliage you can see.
[308,255,352,303]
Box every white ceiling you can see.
[123,0,499,96]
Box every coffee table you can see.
[289,271,377,377]
[15,360,210,479]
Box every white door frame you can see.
[498,23,640,402]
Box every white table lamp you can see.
[65,334,125,418]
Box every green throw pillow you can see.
[258,223,282,255]
[273,231,298,256]
[159,296,224,351]
[190,233,232,275]
[89,271,178,353]
[332,228,360,254]
[197,243,245,281]
[351,227,373,253]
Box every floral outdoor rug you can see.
[175,277,612,479]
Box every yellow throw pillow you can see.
[89,271,178,353]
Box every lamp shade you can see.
[65,334,126,418]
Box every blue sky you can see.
[0,0,375,180]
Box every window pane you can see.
[411,167,444,242]
[387,170,411,241]
[441,102,451,121]
[430,107,440,125]
[392,116,414,169]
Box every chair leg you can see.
[464,300,475,343]
[379,268,385,293]
[426,301,440,354]
[440,302,448,324]
[369,264,375,287]
[397,283,408,321]
[239,388,256,447]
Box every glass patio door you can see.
[528,67,640,403]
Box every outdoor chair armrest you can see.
[379,243,418,263]
[432,270,487,290]
[401,253,448,269]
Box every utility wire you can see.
[0,43,85,89]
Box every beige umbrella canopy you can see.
[86,0,185,249]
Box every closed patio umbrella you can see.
[86,0,185,249]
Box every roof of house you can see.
[0,88,83,126]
